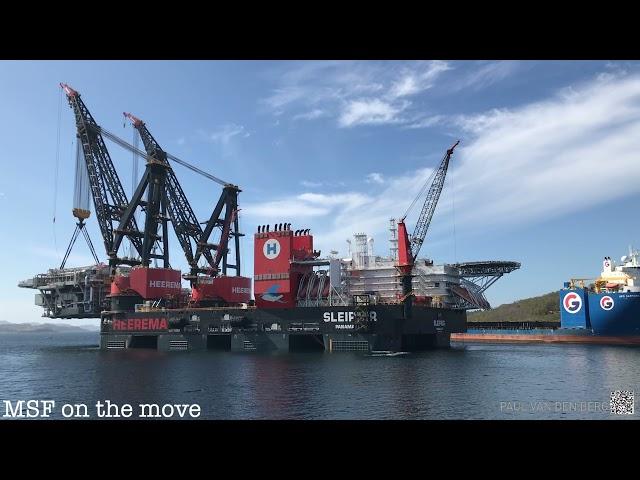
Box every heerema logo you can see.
[563,292,582,314]
[112,318,168,331]
[232,287,250,294]
[149,280,181,289]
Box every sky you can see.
[2,60,640,325]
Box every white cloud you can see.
[264,87,308,111]
[437,71,640,231]
[339,99,406,127]
[209,124,249,145]
[448,61,520,92]
[300,180,323,188]
[449,108,509,133]
[243,192,371,222]
[404,115,444,129]
[388,60,452,99]
[243,200,330,219]
[298,192,370,208]
[242,169,434,256]
[293,109,326,121]
[366,173,384,184]
[299,179,347,189]
[246,70,640,259]
[262,61,452,128]
[261,62,358,114]
[388,75,420,98]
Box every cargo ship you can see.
[558,248,640,336]
[452,247,640,345]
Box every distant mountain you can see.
[468,291,560,324]
[0,320,99,333]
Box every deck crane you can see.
[396,140,459,317]
[122,112,242,279]
[60,83,146,272]
[61,84,241,280]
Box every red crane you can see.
[396,140,459,315]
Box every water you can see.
[1,332,639,420]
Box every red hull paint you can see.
[129,268,182,299]
[192,276,251,303]
[451,333,640,345]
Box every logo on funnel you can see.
[263,239,280,260]
[261,284,285,303]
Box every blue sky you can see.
[2,60,640,324]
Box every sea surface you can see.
[0,332,638,420]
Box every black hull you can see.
[100,304,467,352]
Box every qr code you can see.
[610,390,634,415]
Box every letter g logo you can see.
[563,292,582,314]
[600,295,614,311]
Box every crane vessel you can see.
[19,85,520,352]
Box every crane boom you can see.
[124,113,214,273]
[396,140,459,318]
[124,113,242,277]
[194,184,241,276]
[406,140,458,262]
[60,83,144,267]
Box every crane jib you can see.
[63,90,145,265]
[407,140,459,262]
[123,117,242,277]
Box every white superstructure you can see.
[596,247,640,293]
[339,231,483,309]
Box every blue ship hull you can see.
[560,288,640,335]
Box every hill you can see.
[0,320,98,333]
[468,291,560,324]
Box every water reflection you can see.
[2,333,640,420]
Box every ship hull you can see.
[99,304,466,352]
[560,288,640,336]
[452,330,640,345]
